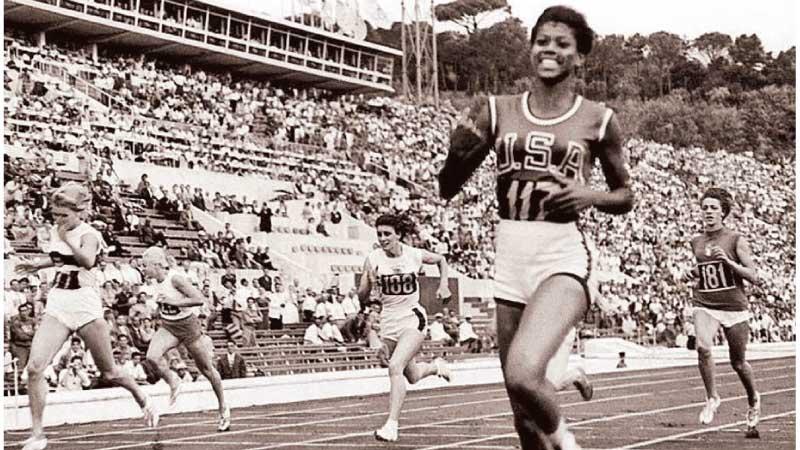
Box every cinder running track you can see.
[4,357,795,449]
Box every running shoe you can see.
[746,392,761,428]
[555,430,582,450]
[218,406,231,432]
[434,357,452,382]
[374,421,398,442]
[21,435,47,450]
[572,367,594,401]
[142,397,160,428]
[169,380,183,408]
[698,395,721,424]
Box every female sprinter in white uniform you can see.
[357,214,452,442]
[439,7,633,449]
[684,188,760,434]
[15,183,158,450]
[140,247,231,432]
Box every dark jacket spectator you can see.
[136,174,154,208]
[216,341,247,379]
[9,303,36,369]
[256,269,272,292]
[139,219,168,247]
[259,205,273,233]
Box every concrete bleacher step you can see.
[54,171,88,182]
[117,235,192,248]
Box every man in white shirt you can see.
[429,313,454,345]
[302,290,317,322]
[341,289,360,319]
[321,316,345,344]
[57,356,92,392]
[122,352,148,384]
[303,316,324,345]
[120,259,143,285]
[458,316,481,353]
[314,294,330,320]
[328,295,346,329]
[621,314,638,339]
[103,262,125,284]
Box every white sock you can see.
[385,419,398,429]
[548,418,568,446]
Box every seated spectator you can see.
[139,219,168,247]
[114,334,134,360]
[365,303,383,349]
[341,310,367,343]
[429,313,454,345]
[122,351,148,384]
[57,355,92,392]
[321,315,345,344]
[217,340,247,379]
[458,316,482,353]
[55,337,86,373]
[304,316,325,345]
[254,246,276,270]
[442,308,459,342]
[172,361,194,383]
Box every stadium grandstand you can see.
[2,1,795,449]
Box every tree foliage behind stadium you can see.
[369,19,796,161]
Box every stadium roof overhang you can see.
[4,0,396,94]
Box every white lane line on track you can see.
[33,364,793,449]
[413,386,796,450]
[8,360,791,448]
[46,385,510,441]
[622,410,796,449]
[243,393,653,449]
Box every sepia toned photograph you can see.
[2,0,795,449]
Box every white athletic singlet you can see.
[367,244,424,314]
[156,270,195,321]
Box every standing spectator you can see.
[301,290,317,322]
[216,341,247,379]
[57,356,92,392]
[9,302,36,369]
[314,294,330,320]
[267,294,283,331]
[259,203,273,233]
[341,289,360,320]
[136,174,154,208]
[255,268,272,292]
[329,294,346,329]
[241,298,263,346]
